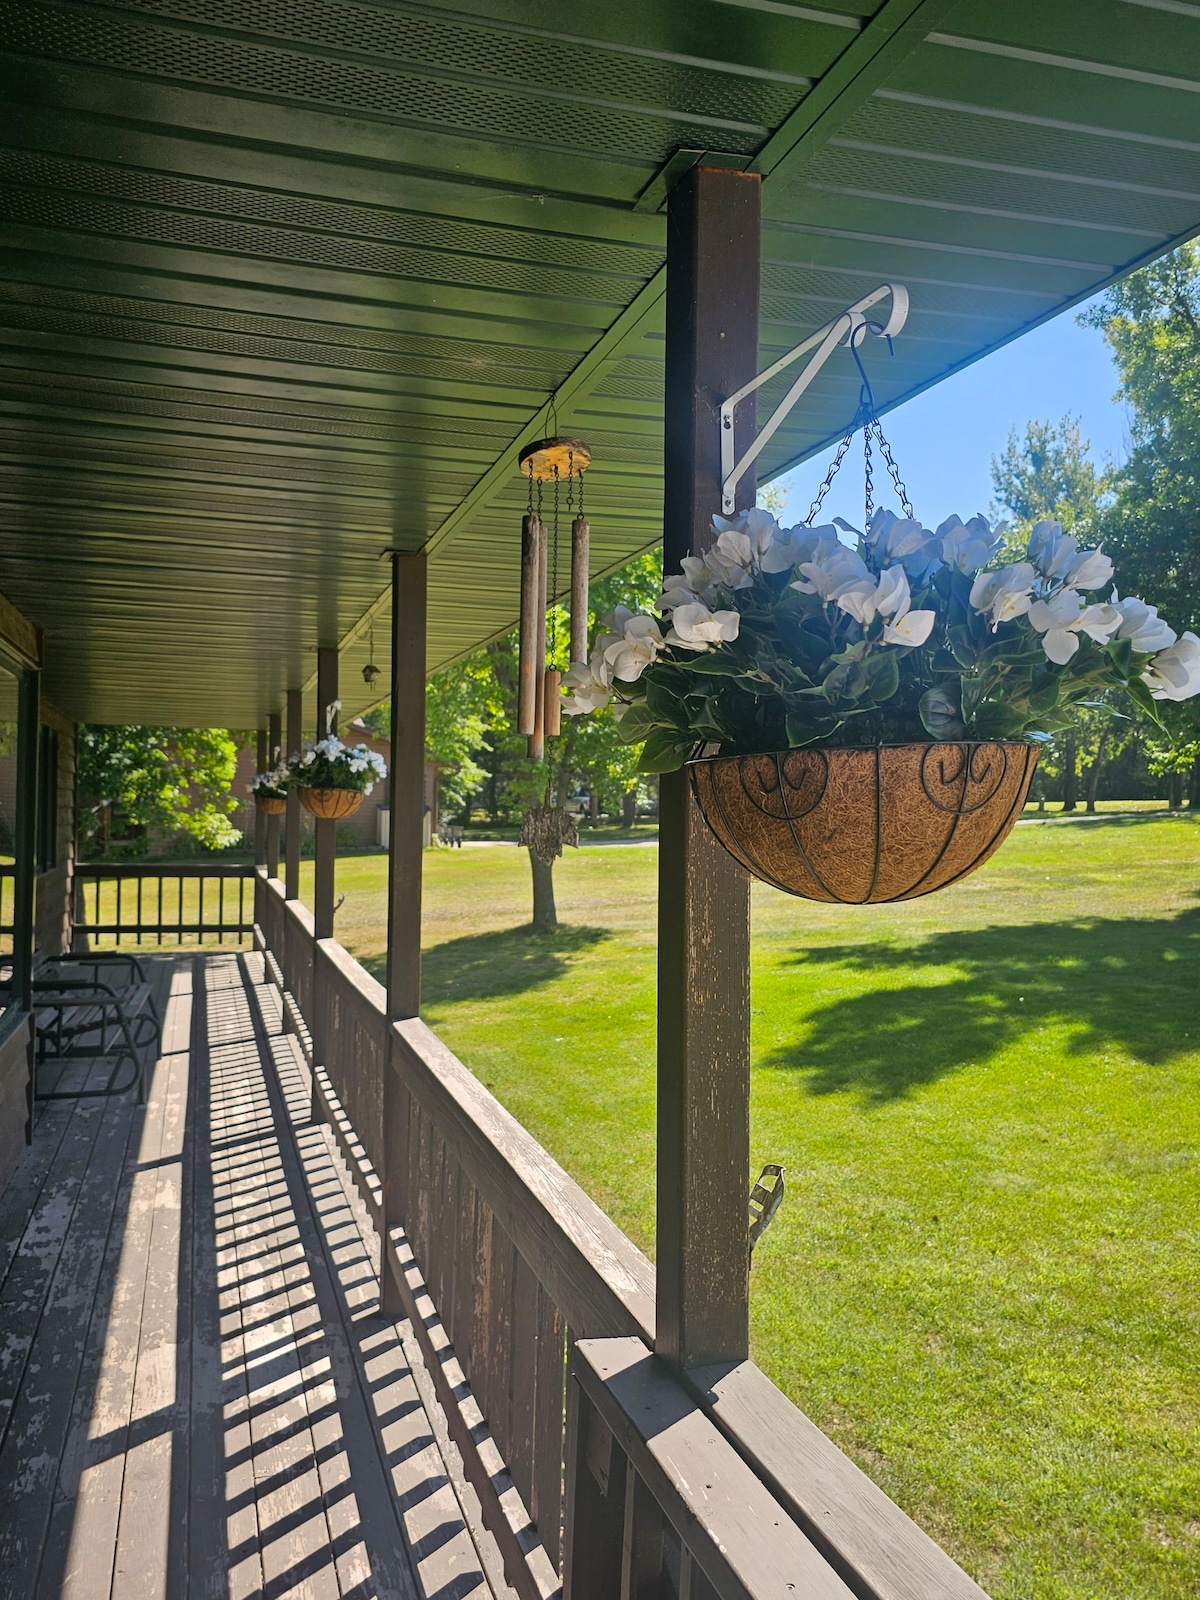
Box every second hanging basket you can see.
[299,787,365,820]
[689,741,1037,903]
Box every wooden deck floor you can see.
[0,951,508,1600]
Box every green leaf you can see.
[919,686,965,739]
[637,728,689,773]
[862,649,900,703]
[971,700,1028,739]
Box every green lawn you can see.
[306,816,1200,1600]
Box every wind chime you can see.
[516,436,591,760]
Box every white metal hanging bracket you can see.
[719,282,908,515]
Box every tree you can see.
[1081,241,1200,796]
[991,415,1101,533]
[77,726,243,853]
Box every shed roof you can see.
[0,0,1198,726]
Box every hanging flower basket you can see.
[254,793,287,815]
[560,445,1199,900]
[298,786,365,820]
[284,723,387,824]
[689,741,1036,903]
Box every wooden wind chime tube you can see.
[569,514,590,664]
[518,511,543,737]
[530,505,549,757]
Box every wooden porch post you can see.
[382,552,426,1317]
[253,727,268,866]
[656,166,761,1370]
[266,709,281,879]
[314,647,338,941]
[386,553,426,1019]
[11,666,39,1011]
[285,689,302,901]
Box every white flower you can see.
[1143,632,1200,701]
[1028,589,1085,664]
[874,564,935,646]
[937,514,1001,575]
[970,562,1037,628]
[874,564,910,619]
[1076,603,1122,643]
[603,614,665,682]
[1064,546,1114,591]
[792,543,870,602]
[1027,520,1077,580]
[712,507,778,563]
[835,578,880,626]
[864,508,943,579]
[666,602,740,651]
[562,657,612,714]
[1114,596,1177,654]
[883,609,936,647]
[601,605,635,635]
[760,522,840,575]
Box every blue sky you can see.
[768,297,1130,530]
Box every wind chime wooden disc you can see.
[518,436,591,480]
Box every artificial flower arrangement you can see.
[250,766,289,808]
[562,508,1200,773]
[286,735,387,792]
[561,507,1200,903]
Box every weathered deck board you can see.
[0,952,492,1600]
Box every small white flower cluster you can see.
[296,735,388,793]
[967,518,1200,697]
[251,764,289,796]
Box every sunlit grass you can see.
[312,818,1200,1599]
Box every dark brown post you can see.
[386,553,426,1020]
[314,648,339,941]
[383,552,426,1318]
[266,710,281,879]
[285,688,302,901]
[253,727,268,866]
[11,667,39,1012]
[656,166,760,1370]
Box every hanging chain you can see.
[526,460,534,517]
[806,427,855,524]
[805,323,916,528]
[870,419,915,520]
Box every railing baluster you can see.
[136,874,143,945]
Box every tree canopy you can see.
[77,725,244,852]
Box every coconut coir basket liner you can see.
[689,741,1037,903]
[298,787,365,820]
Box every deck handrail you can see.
[72,860,256,946]
[252,868,990,1600]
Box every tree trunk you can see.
[528,848,557,931]
[1190,753,1200,809]
[622,789,637,828]
[1085,728,1110,814]
[1062,732,1078,812]
[589,790,600,822]
[1169,770,1184,810]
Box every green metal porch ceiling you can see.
[0,0,1199,728]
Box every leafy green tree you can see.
[991,415,1101,534]
[1081,241,1200,797]
[77,726,243,853]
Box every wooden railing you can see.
[252,870,989,1600]
[73,862,255,947]
[0,865,13,948]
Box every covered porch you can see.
[1,1,1199,1595]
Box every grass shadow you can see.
[363,923,613,1007]
[771,908,1200,1104]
